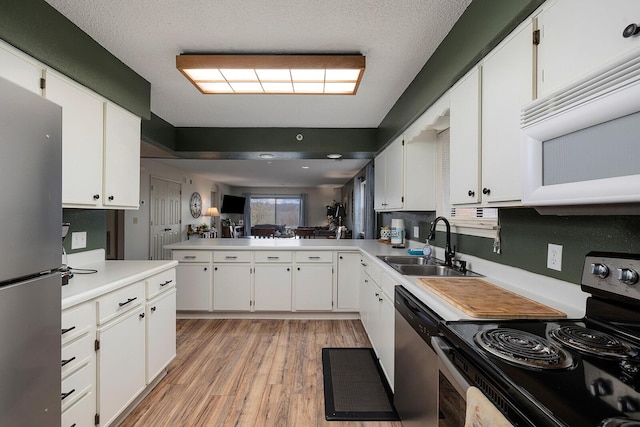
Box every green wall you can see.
[427,209,640,285]
[0,0,150,119]
[62,209,107,255]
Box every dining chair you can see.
[253,228,276,238]
[294,228,316,239]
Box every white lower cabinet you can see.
[175,263,212,311]
[336,252,360,311]
[62,389,95,427]
[97,303,146,426]
[254,265,292,311]
[358,258,394,389]
[213,264,252,311]
[146,288,177,383]
[293,252,334,311]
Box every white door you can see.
[150,177,182,260]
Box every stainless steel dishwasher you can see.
[394,285,442,426]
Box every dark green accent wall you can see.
[0,0,151,119]
[377,0,545,147]
[173,127,378,158]
[62,209,107,255]
[426,208,640,285]
[142,113,177,151]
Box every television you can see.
[220,194,246,214]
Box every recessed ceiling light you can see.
[302,166,310,169]
[327,153,342,159]
[259,153,274,159]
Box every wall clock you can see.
[190,192,202,218]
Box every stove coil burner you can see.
[599,418,640,427]
[474,328,574,370]
[548,326,639,359]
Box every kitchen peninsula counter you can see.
[166,238,586,321]
[62,257,178,309]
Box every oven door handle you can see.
[431,336,471,396]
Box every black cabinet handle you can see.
[61,389,76,401]
[623,23,640,38]
[164,228,171,231]
[151,306,157,312]
[297,267,301,271]
[118,297,137,307]
[93,194,100,200]
[287,267,290,271]
[139,312,145,319]
[160,279,173,287]
[468,190,475,197]
[61,326,76,335]
[108,195,114,201]
[61,356,76,367]
[482,187,491,195]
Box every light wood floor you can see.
[121,319,402,427]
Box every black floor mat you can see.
[322,347,399,421]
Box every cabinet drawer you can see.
[172,250,212,263]
[254,251,292,263]
[61,362,93,411]
[97,281,145,325]
[146,268,176,298]
[213,251,251,263]
[62,332,93,379]
[62,389,94,427]
[295,251,333,263]
[62,303,94,345]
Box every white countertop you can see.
[62,252,178,310]
[166,238,588,321]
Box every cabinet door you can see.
[377,293,395,389]
[0,41,43,94]
[45,71,104,208]
[336,252,360,310]
[538,0,640,97]
[403,139,436,210]
[359,270,372,332]
[213,265,251,311]
[254,265,292,311]
[481,22,533,203]
[450,67,481,204]
[384,138,404,210]
[374,151,387,210]
[175,264,212,311]
[103,103,141,208]
[146,289,176,383]
[294,265,333,311]
[97,308,146,427]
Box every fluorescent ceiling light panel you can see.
[176,54,365,95]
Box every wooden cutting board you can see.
[418,277,566,319]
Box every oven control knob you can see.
[617,396,639,413]
[617,268,639,286]
[589,378,612,397]
[591,263,610,279]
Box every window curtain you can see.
[353,177,363,238]
[364,161,376,239]
[242,192,251,235]
[299,193,307,227]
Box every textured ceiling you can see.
[43,0,472,186]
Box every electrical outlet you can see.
[547,243,562,271]
[413,226,419,239]
[71,232,87,250]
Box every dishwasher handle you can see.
[400,295,439,327]
[431,336,471,396]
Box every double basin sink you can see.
[378,255,482,277]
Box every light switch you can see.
[71,232,87,250]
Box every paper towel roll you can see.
[390,219,405,245]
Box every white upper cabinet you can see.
[449,67,481,205]
[103,103,141,208]
[481,20,534,204]
[0,41,44,94]
[45,70,105,208]
[537,0,640,97]
[374,136,404,211]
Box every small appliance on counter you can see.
[390,218,405,247]
[61,222,73,285]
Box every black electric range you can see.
[439,252,640,427]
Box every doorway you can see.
[149,176,182,260]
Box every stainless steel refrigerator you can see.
[0,76,62,425]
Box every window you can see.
[250,196,301,227]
